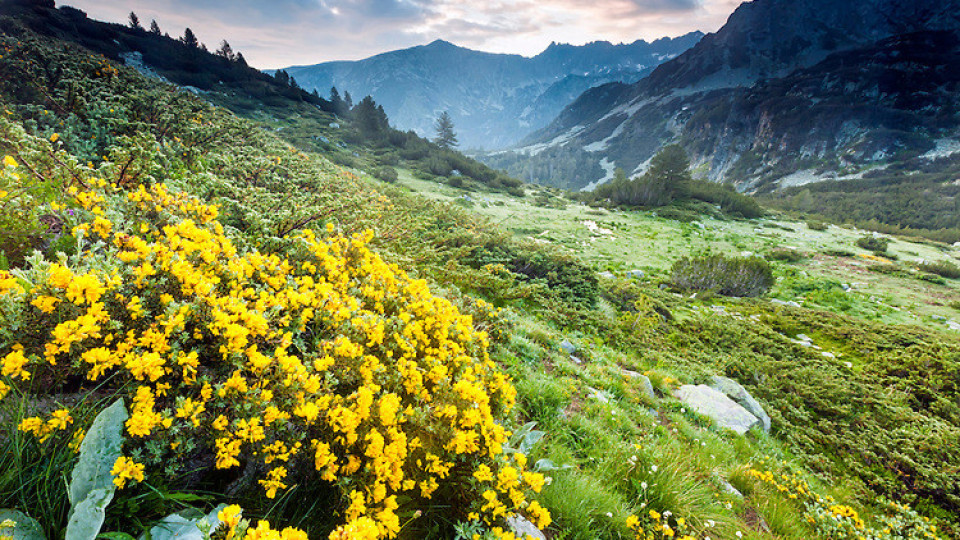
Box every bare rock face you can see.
[674,385,761,435]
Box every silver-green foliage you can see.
[0,509,46,540]
[66,399,128,540]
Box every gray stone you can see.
[796,334,811,342]
[569,355,582,365]
[507,515,546,540]
[674,385,761,435]
[771,299,801,308]
[599,271,616,279]
[713,474,744,499]
[560,340,576,354]
[623,370,656,398]
[626,269,645,279]
[709,376,771,432]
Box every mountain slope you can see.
[281,34,702,149]
[484,0,960,192]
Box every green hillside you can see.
[1,5,959,540]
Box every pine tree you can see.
[128,12,142,30]
[149,20,161,35]
[235,52,248,67]
[215,40,235,61]
[180,28,199,48]
[433,111,458,150]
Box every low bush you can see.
[669,254,774,297]
[918,260,960,279]
[806,220,829,231]
[768,248,805,263]
[372,166,398,183]
[856,236,890,253]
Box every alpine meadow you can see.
[1,1,959,540]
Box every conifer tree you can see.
[235,52,248,67]
[180,28,199,48]
[149,19,161,35]
[215,40,235,61]
[433,111,458,150]
[128,12,142,30]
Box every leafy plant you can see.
[670,254,774,297]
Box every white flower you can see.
[606,512,613,518]
[545,476,553,485]
[651,465,658,472]
[736,531,743,538]
[640,481,648,490]
[663,510,672,518]
[706,520,715,527]
[681,408,686,413]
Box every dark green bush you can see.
[768,248,805,263]
[856,235,890,253]
[372,166,398,183]
[806,220,829,231]
[670,254,775,297]
[918,259,960,279]
[656,207,700,222]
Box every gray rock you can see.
[674,385,760,435]
[709,376,771,432]
[713,474,744,499]
[569,355,582,365]
[507,515,546,540]
[626,269,645,279]
[560,340,576,354]
[623,370,656,398]
[796,334,811,342]
[599,271,616,279]
[771,299,801,308]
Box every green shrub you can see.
[918,259,960,279]
[656,207,700,223]
[856,235,890,253]
[768,248,805,263]
[807,220,829,231]
[670,254,774,297]
[371,165,398,183]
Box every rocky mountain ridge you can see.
[281,34,703,149]
[482,0,960,191]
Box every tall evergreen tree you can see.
[128,12,142,30]
[433,111,458,150]
[149,19,161,35]
[215,40,235,61]
[235,52,248,67]
[180,27,199,48]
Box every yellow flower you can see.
[111,456,145,489]
[2,155,16,168]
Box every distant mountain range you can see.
[280,34,703,149]
[483,0,960,191]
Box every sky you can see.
[64,0,743,69]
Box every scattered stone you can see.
[599,271,615,279]
[328,122,340,129]
[709,376,771,432]
[626,269,645,279]
[560,340,576,354]
[771,299,801,308]
[569,355,583,365]
[623,370,656,398]
[844,362,854,368]
[587,387,610,404]
[821,352,835,358]
[796,334,811,342]
[948,321,960,331]
[932,315,947,321]
[506,515,547,540]
[674,385,761,435]
[713,474,744,499]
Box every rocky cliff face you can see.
[483,0,960,191]
[280,34,703,150]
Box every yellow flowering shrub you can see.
[0,178,548,538]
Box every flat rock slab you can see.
[674,385,760,435]
[507,515,546,540]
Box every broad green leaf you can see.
[0,509,46,540]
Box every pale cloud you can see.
[63,0,738,67]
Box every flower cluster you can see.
[0,179,549,538]
[746,465,941,540]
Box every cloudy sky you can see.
[64,0,743,68]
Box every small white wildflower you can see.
[726,502,733,509]
[651,465,658,472]
[681,408,686,413]
[663,510,672,518]
[606,512,613,518]
[640,481,648,490]
[736,531,743,538]
[545,476,553,485]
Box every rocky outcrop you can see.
[710,376,771,432]
[674,385,762,435]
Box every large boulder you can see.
[674,385,761,435]
[709,376,771,432]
